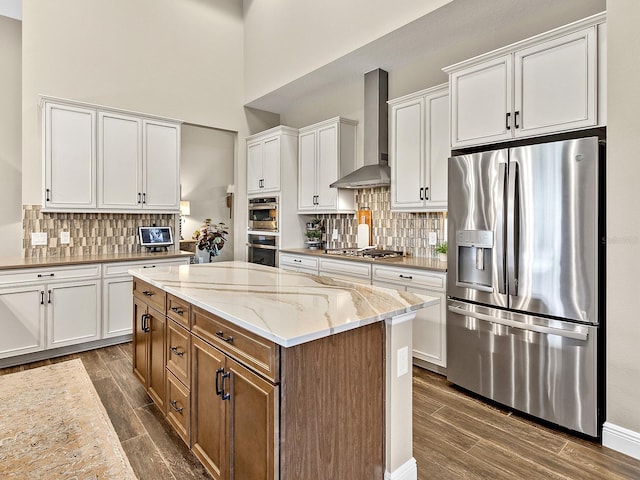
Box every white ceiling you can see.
[244,0,606,113]
[0,0,21,20]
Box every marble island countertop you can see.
[129,261,439,347]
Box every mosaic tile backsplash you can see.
[23,205,178,258]
[318,187,447,258]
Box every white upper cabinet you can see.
[43,97,181,212]
[297,117,357,214]
[246,126,298,195]
[445,13,605,148]
[44,102,97,209]
[390,84,449,211]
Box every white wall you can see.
[606,0,640,436]
[0,16,23,257]
[243,0,452,104]
[180,125,235,263]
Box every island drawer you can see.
[166,370,191,447]
[167,319,191,387]
[167,293,190,328]
[133,278,166,313]
[191,305,280,382]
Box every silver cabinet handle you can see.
[170,346,184,357]
[169,400,183,413]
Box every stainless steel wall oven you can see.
[247,233,278,267]
[248,197,278,232]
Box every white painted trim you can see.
[385,457,417,480]
[386,311,417,326]
[602,422,640,460]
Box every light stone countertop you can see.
[0,250,193,270]
[129,261,439,347]
[279,248,448,272]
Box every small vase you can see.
[437,253,447,262]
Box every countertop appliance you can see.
[446,136,604,437]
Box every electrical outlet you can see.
[397,346,409,377]
[428,231,438,246]
[332,229,338,240]
[31,232,48,246]
[60,231,70,245]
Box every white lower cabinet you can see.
[318,258,372,285]
[0,285,47,359]
[102,258,190,338]
[372,265,446,368]
[279,252,319,275]
[47,280,101,348]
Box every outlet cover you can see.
[332,229,338,240]
[397,346,409,377]
[60,231,70,244]
[32,232,48,246]
[428,231,438,245]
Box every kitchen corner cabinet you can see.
[43,102,97,209]
[246,126,298,195]
[133,280,167,410]
[372,265,446,368]
[298,117,357,214]
[446,14,604,148]
[42,97,181,212]
[0,265,102,359]
[389,84,449,211]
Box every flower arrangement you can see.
[193,219,229,257]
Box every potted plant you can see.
[435,242,447,262]
[193,219,229,261]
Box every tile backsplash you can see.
[23,205,177,258]
[318,187,447,258]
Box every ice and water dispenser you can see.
[455,230,494,292]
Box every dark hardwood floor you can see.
[2,345,640,479]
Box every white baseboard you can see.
[385,457,417,480]
[602,422,640,460]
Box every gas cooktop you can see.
[324,248,403,259]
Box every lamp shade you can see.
[179,200,191,215]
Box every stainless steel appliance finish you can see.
[330,69,390,189]
[247,233,278,267]
[325,247,403,259]
[248,196,278,231]
[447,136,603,437]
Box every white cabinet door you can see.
[0,285,46,359]
[44,103,96,209]
[103,277,134,338]
[298,130,317,212]
[515,28,597,137]
[47,280,101,349]
[425,91,450,209]
[261,136,281,192]
[247,141,264,194]
[98,112,142,209]
[408,287,446,367]
[143,120,180,210]
[450,55,513,148]
[391,97,424,209]
[315,124,339,211]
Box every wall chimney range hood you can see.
[330,68,390,189]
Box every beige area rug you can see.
[0,359,136,479]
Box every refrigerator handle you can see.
[447,304,589,341]
[507,161,520,296]
[496,162,507,294]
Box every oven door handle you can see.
[447,305,589,341]
[248,204,278,210]
[246,243,278,250]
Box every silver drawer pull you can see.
[171,306,184,315]
[169,400,183,413]
[170,346,185,357]
[216,331,234,343]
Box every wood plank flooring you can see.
[2,346,640,479]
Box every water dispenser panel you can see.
[456,230,494,292]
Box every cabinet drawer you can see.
[104,258,188,277]
[167,319,191,386]
[318,258,371,280]
[372,265,445,291]
[167,293,190,328]
[0,264,101,286]
[192,305,280,382]
[133,278,166,313]
[166,370,190,447]
[279,253,318,271]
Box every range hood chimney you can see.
[330,68,390,189]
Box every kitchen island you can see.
[130,261,437,480]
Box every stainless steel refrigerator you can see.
[446,136,604,437]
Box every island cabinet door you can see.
[132,297,149,386]
[147,306,166,412]
[226,356,277,480]
[191,336,227,480]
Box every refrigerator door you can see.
[447,300,599,436]
[508,137,599,324]
[447,149,509,308]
